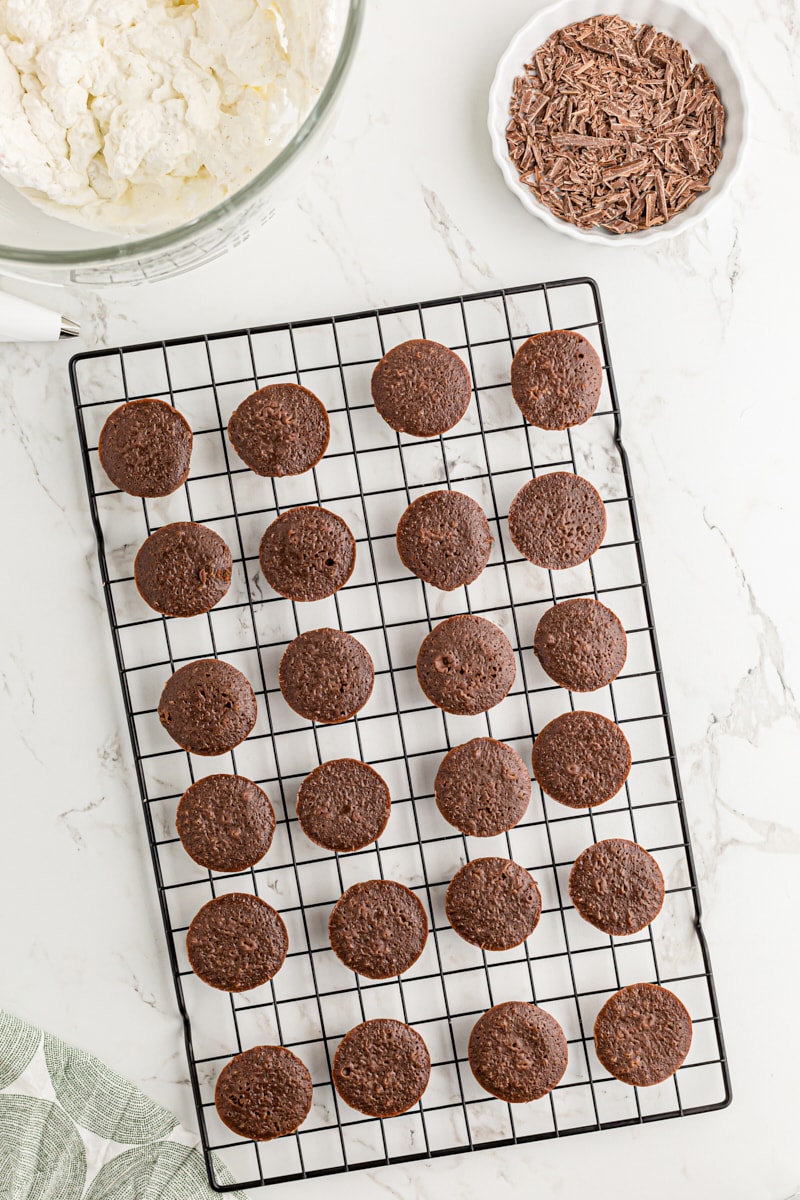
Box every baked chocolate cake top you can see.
[510,330,602,429]
[396,490,493,591]
[445,857,542,951]
[468,1002,568,1102]
[417,615,516,715]
[134,522,232,617]
[533,598,627,692]
[98,398,192,497]
[158,658,257,756]
[328,879,428,979]
[371,339,472,438]
[215,1045,312,1141]
[297,759,391,853]
[228,383,330,477]
[593,983,692,1087]
[176,774,275,873]
[435,738,530,837]
[259,506,356,602]
[332,1019,431,1118]
[508,472,607,570]
[569,839,665,936]
[279,628,374,724]
[187,892,288,993]
[531,710,631,809]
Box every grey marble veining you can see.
[0,0,798,1196]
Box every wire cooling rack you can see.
[70,278,730,1192]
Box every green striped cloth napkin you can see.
[0,1011,244,1200]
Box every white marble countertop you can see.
[1,0,798,1196]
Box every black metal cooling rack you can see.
[70,277,730,1193]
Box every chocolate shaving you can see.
[506,14,725,234]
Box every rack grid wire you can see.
[70,277,730,1193]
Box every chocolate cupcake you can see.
[176,775,275,873]
[434,738,530,837]
[228,383,329,477]
[187,892,287,992]
[531,710,631,809]
[333,1019,430,1117]
[259,506,356,602]
[215,1046,312,1140]
[569,840,665,936]
[396,490,492,590]
[445,858,541,950]
[511,330,602,430]
[297,759,391,852]
[98,398,192,497]
[328,880,428,979]
[593,983,692,1087]
[279,628,374,724]
[533,598,626,692]
[134,522,232,617]
[469,1002,568,1102]
[158,659,257,756]
[508,472,606,570]
[371,339,472,437]
[417,615,516,715]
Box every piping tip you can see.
[59,316,81,339]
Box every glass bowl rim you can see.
[0,0,365,268]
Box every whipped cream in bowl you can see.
[0,0,361,280]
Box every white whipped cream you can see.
[0,0,339,234]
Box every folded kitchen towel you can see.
[0,1010,245,1200]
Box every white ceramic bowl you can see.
[488,0,748,245]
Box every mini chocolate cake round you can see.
[371,339,472,437]
[445,858,541,951]
[508,472,607,570]
[332,1019,431,1117]
[215,1046,312,1141]
[297,759,391,852]
[259,506,356,602]
[328,880,428,979]
[468,1002,568,1102]
[176,775,275,873]
[533,598,626,692]
[134,522,232,616]
[279,628,374,724]
[531,710,631,809]
[510,330,602,430]
[98,398,192,497]
[434,738,530,837]
[593,983,692,1087]
[396,490,492,590]
[228,383,330,476]
[569,839,665,936]
[187,892,287,992]
[158,659,257,755]
[417,615,516,715]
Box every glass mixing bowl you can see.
[0,0,363,286]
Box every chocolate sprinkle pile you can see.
[507,15,725,233]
